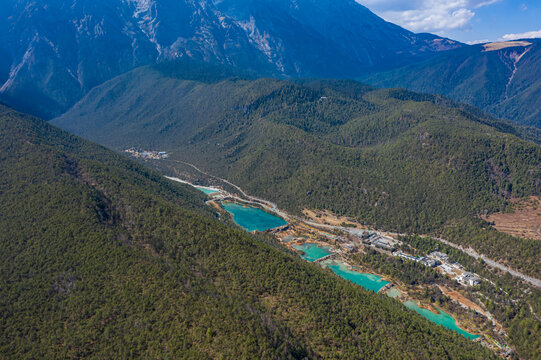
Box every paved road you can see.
[433,237,541,289]
[168,159,541,289]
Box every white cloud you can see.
[474,0,500,8]
[467,39,490,45]
[357,0,501,33]
[500,30,541,41]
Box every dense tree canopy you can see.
[54,65,540,277]
[0,106,497,358]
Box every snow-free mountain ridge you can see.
[0,0,461,119]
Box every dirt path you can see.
[302,209,359,227]
[437,286,487,316]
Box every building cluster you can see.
[359,232,400,251]
[394,252,439,267]
[429,251,449,262]
[338,230,401,253]
[124,148,169,160]
[419,257,439,267]
[392,250,480,287]
[394,252,418,262]
[426,251,480,287]
[296,223,482,288]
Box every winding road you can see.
[168,159,541,289]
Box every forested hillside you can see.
[0,105,497,358]
[54,63,541,278]
[363,39,541,128]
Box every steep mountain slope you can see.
[1,105,498,358]
[53,63,541,279]
[0,0,460,119]
[0,0,266,120]
[363,39,541,128]
[211,0,460,76]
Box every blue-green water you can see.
[386,288,401,298]
[404,301,480,339]
[195,186,219,195]
[290,243,479,339]
[292,243,332,262]
[322,259,390,292]
[221,202,287,232]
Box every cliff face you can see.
[0,0,461,119]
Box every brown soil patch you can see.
[207,200,223,212]
[438,286,504,332]
[302,209,366,228]
[482,196,541,240]
[483,41,531,51]
[438,286,486,315]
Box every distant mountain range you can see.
[0,0,461,119]
[364,40,541,128]
[1,0,540,126]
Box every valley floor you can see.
[126,150,540,358]
[164,169,518,357]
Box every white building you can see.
[429,251,449,262]
[458,272,480,286]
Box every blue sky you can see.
[357,0,541,43]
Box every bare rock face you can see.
[0,0,461,119]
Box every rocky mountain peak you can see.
[0,0,463,119]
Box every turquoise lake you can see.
[323,259,390,292]
[292,243,332,262]
[291,244,389,292]
[290,242,479,339]
[386,288,401,298]
[221,202,288,232]
[195,186,219,195]
[404,301,480,339]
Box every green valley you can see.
[2,1,540,359]
[1,105,500,358]
[54,62,541,280]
